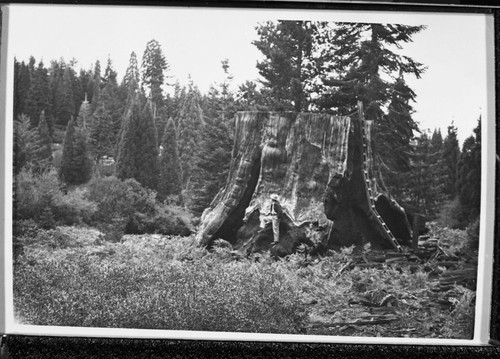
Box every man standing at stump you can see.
[269,194,283,244]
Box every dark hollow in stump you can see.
[196,105,412,256]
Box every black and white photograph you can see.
[2,3,495,345]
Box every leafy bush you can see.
[52,187,97,226]
[14,167,60,221]
[14,226,73,251]
[133,204,195,236]
[86,176,195,236]
[86,176,157,224]
[14,167,96,227]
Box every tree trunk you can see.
[196,103,412,256]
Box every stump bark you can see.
[196,104,412,256]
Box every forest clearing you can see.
[14,224,477,338]
[11,17,482,340]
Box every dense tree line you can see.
[13,22,481,228]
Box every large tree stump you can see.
[196,105,412,256]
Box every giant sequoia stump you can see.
[196,106,412,256]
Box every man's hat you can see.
[270,194,279,201]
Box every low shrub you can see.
[52,187,97,226]
[130,205,195,236]
[14,167,60,221]
[86,176,195,237]
[14,240,308,333]
[86,176,157,224]
[14,167,97,227]
[14,226,73,250]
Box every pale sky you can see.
[5,4,493,144]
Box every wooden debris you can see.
[338,259,354,275]
[365,254,386,262]
[309,315,399,328]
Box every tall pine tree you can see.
[89,60,102,114]
[76,93,91,129]
[13,58,32,121]
[31,111,53,171]
[115,95,159,190]
[88,88,115,174]
[13,114,37,173]
[176,82,203,188]
[52,62,75,127]
[442,123,460,198]
[456,118,481,222]
[59,116,92,185]
[253,21,320,111]
[403,132,444,218]
[319,23,426,115]
[122,51,140,98]
[375,75,419,174]
[141,39,169,117]
[25,60,51,128]
[158,118,183,201]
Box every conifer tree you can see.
[52,63,75,127]
[431,128,443,151]
[25,60,51,128]
[403,132,444,218]
[319,23,426,116]
[188,61,236,213]
[141,39,169,116]
[456,118,481,222]
[122,51,140,97]
[253,21,319,111]
[88,90,115,173]
[102,56,118,88]
[13,114,37,172]
[166,81,187,125]
[59,116,92,185]
[90,60,102,113]
[67,59,84,116]
[375,75,419,174]
[189,112,233,214]
[13,58,32,121]
[116,95,159,190]
[442,123,460,198]
[236,80,268,111]
[97,59,123,147]
[176,82,203,188]
[76,94,91,129]
[158,118,182,201]
[31,111,53,171]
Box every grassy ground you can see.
[13,225,476,338]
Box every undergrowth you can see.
[14,233,307,333]
[13,226,476,338]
